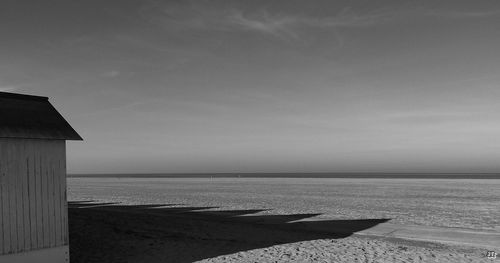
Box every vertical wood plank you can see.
[60,141,67,245]
[51,141,57,247]
[15,140,22,252]
[7,140,14,253]
[39,146,44,248]
[36,145,44,249]
[0,140,5,255]
[27,142,34,251]
[48,141,55,248]
[1,139,11,254]
[16,141,24,252]
[16,141,23,252]
[43,147,49,248]
[53,142,62,246]
[12,142,19,253]
[9,140,19,253]
[20,140,30,251]
[17,140,24,252]
[45,141,52,249]
[27,141,37,250]
[60,142,68,245]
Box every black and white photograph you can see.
[1,0,499,262]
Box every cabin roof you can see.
[0,92,83,140]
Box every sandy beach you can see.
[5,1,500,262]
[68,201,494,263]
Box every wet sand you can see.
[68,202,494,263]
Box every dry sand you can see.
[69,202,496,263]
[196,238,489,263]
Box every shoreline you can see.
[354,223,499,250]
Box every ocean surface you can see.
[68,177,500,231]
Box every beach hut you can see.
[0,92,82,263]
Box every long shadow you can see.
[69,201,390,263]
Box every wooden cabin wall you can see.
[0,138,68,255]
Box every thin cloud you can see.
[148,3,391,41]
[231,8,389,29]
[425,9,500,19]
[381,110,494,126]
[227,8,391,40]
[148,1,500,40]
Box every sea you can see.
[68,176,500,231]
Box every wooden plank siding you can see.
[0,138,68,255]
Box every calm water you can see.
[68,178,500,231]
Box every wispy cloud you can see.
[147,1,500,41]
[227,11,301,40]
[226,8,390,40]
[147,3,391,41]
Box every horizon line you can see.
[68,172,500,179]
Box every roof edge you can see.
[0,92,83,141]
[0,91,49,101]
[0,135,83,141]
[47,102,84,141]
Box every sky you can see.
[1,0,500,174]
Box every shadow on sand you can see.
[69,201,390,263]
